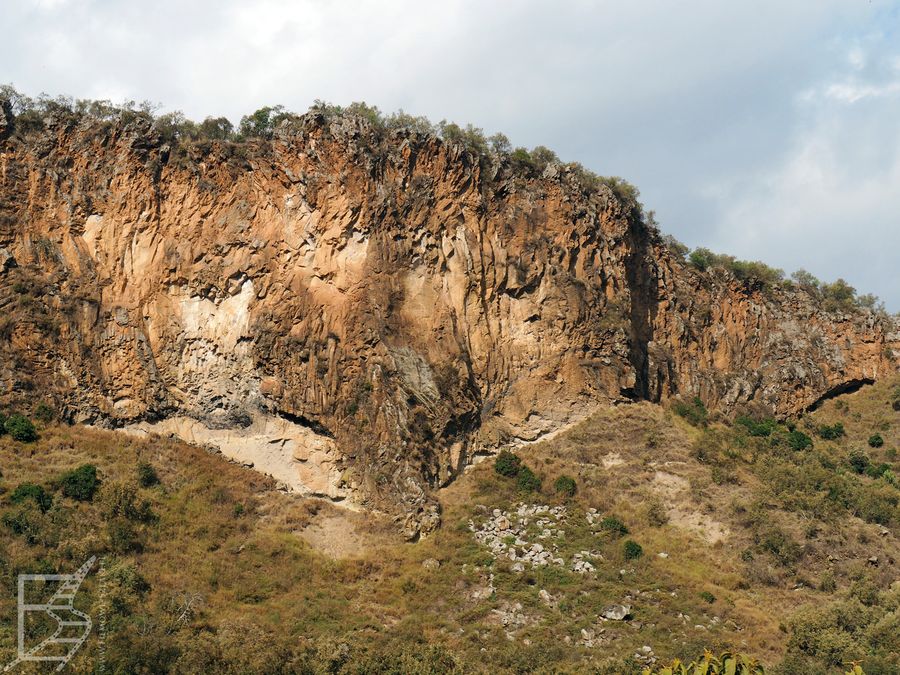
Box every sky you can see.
[5,0,900,309]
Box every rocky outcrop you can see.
[1,106,896,535]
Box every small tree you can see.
[10,483,52,512]
[517,466,542,493]
[848,450,870,475]
[688,247,715,272]
[788,429,813,451]
[197,116,234,140]
[237,105,287,139]
[61,464,99,501]
[494,450,522,478]
[33,402,54,423]
[5,415,37,442]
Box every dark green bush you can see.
[553,475,576,497]
[699,591,716,604]
[0,412,5,434]
[736,416,777,437]
[494,450,522,478]
[623,539,643,560]
[868,434,884,448]
[33,402,54,423]
[600,516,629,537]
[516,466,542,493]
[787,429,813,451]
[848,450,870,475]
[817,423,845,440]
[137,462,160,487]
[60,464,99,501]
[4,414,37,442]
[863,462,891,479]
[673,397,708,427]
[10,483,52,512]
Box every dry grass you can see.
[0,380,898,672]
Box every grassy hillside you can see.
[0,379,898,673]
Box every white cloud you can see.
[824,80,900,103]
[2,0,899,308]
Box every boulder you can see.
[601,604,632,621]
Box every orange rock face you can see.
[1,108,896,535]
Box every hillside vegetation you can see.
[1,379,898,673]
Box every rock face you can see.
[1,106,897,534]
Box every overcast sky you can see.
[6,0,899,309]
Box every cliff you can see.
[1,101,897,536]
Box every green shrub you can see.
[553,475,576,497]
[687,248,784,287]
[494,450,522,478]
[137,462,160,487]
[820,278,858,313]
[60,464,99,501]
[700,591,716,604]
[868,434,884,448]
[851,482,898,525]
[622,539,643,560]
[0,412,5,435]
[33,402,54,423]
[756,526,802,566]
[736,415,777,437]
[516,466,542,493]
[688,247,714,271]
[848,450,870,475]
[4,414,37,442]
[817,423,845,440]
[787,429,813,451]
[864,462,890,479]
[673,397,708,427]
[600,516,629,537]
[10,483,52,512]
